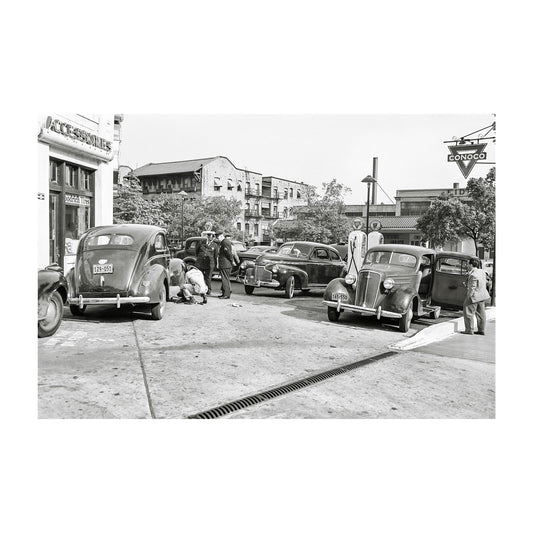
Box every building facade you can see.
[133,157,311,244]
[344,182,478,254]
[37,114,121,272]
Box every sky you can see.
[119,114,496,205]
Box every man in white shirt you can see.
[181,265,208,305]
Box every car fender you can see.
[382,287,418,314]
[276,264,309,288]
[38,269,68,318]
[323,277,355,302]
[137,264,169,302]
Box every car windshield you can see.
[364,251,417,268]
[277,243,312,258]
[85,234,134,247]
[247,246,265,253]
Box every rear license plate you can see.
[332,292,348,301]
[93,264,114,274]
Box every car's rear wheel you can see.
[284,276,295,299]
[69,304,87,316]
[151,282,167,320]
[244,285,255,295]
[399,301,413,332]
[38,291,64,338]
[327,306,340,322]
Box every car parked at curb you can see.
[237,241,346,298]
[323,245,480,332]
[67,224,171,320]
[38,264,68,337]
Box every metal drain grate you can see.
[188,350,398,419]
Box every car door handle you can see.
[448,285,458,289]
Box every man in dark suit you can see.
[197,231,218,295]
[216,231,233,299]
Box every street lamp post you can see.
[361,175,376,237]
[178,190,188,246]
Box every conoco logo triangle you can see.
[447,143,487,178]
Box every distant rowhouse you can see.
[132,156,311,244]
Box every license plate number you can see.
[332,292,348,301]
[93,264,114,274]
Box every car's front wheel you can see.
[38,291,64,338]
[398,301,413,332]
[327,306,340,322]
[284,276,295,299]
[151,282,167,320]
[244,285,255,295]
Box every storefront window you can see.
[80,169,91,189]
[65,165,77,187]
[50,160,60,183]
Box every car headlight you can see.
[383,278,394,290]
[271,265,279,273]
[345,273,356,285]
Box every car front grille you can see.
[355,271,381,308]
[254,266,272,282]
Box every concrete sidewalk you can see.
[390,306,496,356]
[411,319,495,363]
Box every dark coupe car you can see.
[323,245,480,332]
[238,241,346,298]
[237,245,278,262]
[67,224,171,320]
[38,264,68,337]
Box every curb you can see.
[389,306,496,351]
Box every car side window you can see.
[187,241,197,254]
[436,257,462,274]
[155,234,166,251]
[328,249,341,261]
[314,249,329,260]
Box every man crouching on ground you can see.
[181,264,208,305]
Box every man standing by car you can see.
[197,231,217,295]
[216,230,233,299]
[463,258,490,335]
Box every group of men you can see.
[169,230,238,305]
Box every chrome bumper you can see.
[69,294,151,308]
[323,299,402,319]
[243,279,280,288]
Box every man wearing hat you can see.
[215,230,233,299]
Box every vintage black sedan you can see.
[238,241,346,298]
[67,224,171,320]
[38,264,68,337]
[323,245,480,332]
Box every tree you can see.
[113,178,243,243]
[461,171,495,252]
[275,178,352,243]
[416,195,464,248]
[113,175,161,225]
[416,168,496,254]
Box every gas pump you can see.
[346,220,384,279]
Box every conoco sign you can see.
[447,143,487,179]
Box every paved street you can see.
[38,279,494,419]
